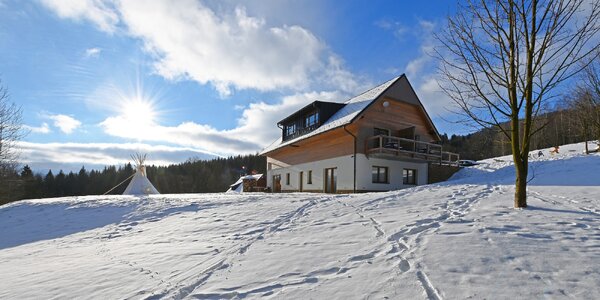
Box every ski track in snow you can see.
[187,196,362,299]
[166,197,323,299]
[333,183,498,299]
[1,142,599,299]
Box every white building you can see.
[260,75,459,193]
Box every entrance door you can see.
[324,168,337,193]
[273,175,281,192]
[299,171,304,192]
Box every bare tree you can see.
[579,54,600,143]
[570,88,596,152]
[436,0,600,208]
[0,80,26,177]
[566,56,600,153]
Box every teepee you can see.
[123,153,160,195]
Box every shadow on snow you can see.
[0,196,203,250]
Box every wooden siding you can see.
[267,127,355,165]
[267,96,439,164]
[352,97,438,153]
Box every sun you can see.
[121,96,157,126]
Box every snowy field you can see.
[1,142,599,299]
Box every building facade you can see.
[260,75,458,193]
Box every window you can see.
[307,170,312,184]
[305,112,319,127]
[374,127,390,136]
[403,169,416,185]
[286,173,290,185]
[372,166,388,183]
[373,128,391,148]
[286,124,296,136]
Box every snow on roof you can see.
[261,76,401,155]
[226,174,263,193]
[229,174,263,188]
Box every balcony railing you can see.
[282,123,320,142]
[366,135,460,166]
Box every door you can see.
[299,171,304,192]
[374,127,391,148]
[324,168,337,193]
[273,175,281,192]
[398,126,416,151]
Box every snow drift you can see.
[0,142,598,299]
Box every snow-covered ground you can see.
[1,142,599,299]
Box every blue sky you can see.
[0,0,461,172]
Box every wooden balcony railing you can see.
[365,135,460,166]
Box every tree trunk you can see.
[514,160,528,208]
[585,139,589,154]
[511,116,528,208]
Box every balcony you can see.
[282,123,320,142]
[366,135,460,166]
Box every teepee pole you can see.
[103,172,136,195]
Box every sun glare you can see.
[121,97,157,126]
[108,79,164,136]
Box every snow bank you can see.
[0,142,598,299]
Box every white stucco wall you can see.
[355,155,428,191]
[267,155,355,192]
[266,154,429,192]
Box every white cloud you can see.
[229,91,343,147]
[404,21,437,79]
[100,91,343,155]
[39,0,119,33]
[17,141,217,172]
[48,114,82,134]
[418,20,435,32]
[85,47,102,58]
[40,0,361,97]
[405,53,431,80]
[402,20,455,117]
[24,122,51,134]
[415,77,455,116]
[40,0,362,97]
[375,19,408,40]
[320,55,369,95]
[374,18,454,118]
[126,2,326,96]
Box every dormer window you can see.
[278,100,346,142]
[305,111,319,127]
[286,124,296,136]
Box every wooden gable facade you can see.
[265,75,442,166]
